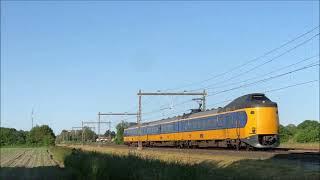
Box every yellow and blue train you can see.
[124,93,279,149]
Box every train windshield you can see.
[251,94,269,101]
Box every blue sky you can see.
[1,1,319,134]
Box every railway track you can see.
[82,142,319,153]
[97,143,320,153]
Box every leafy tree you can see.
[115,121,129,144]
[295,128,320,143]
[55,130,72,144]
[55,128,97,144]
[294,120,320,143]
[279,120,320,143]
[297,120,319,130]
[0,127,27,146]
[104,130,116,139]
[83,127,97,142]
[286,124,297,135]
[279,125,290,143]
[27,125,55,146]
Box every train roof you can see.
[218,93,276,112]
[126,108,220,129]
[125,93,275,130]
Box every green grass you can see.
[49,146,320,180]
[49,146,73,166]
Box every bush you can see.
[27,125,56,146]
[115,121,129,144]
[294,121,320,143]
[279,125,290,143]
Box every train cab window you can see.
[251,94,271,102]
[251,94,266,100]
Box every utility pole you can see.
[98,112,137,141]
[138,90,142,150]
[202,89,207,111]
[81,121,84,145]
[31,108,34,129]
[98,112,101,137]
[136,90,207,150]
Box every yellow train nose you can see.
[256,107,279,135]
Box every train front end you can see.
[242,93,280,148]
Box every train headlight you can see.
[252,127,256,134]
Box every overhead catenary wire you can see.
[190,33,319,92]
[122,27,320,122]
[143,79,319,123]
[207,62,319,97]
[123,27,319,116]
[125,62,319,122]
[133,58,319,118]
[263,79,319,93]
[131,31,319,116]
[163,26,319,92]
[205,58,320,92]
[196,54,319,90]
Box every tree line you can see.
[55,127,117,144]
[55,127,99,143]
[0,125,55,146]
[279,120,319,143]
[55,121,130,144]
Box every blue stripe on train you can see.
[124,111,248,136]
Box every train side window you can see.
[218,115,223,127]
[215,116,219,129]
[194,119,198,130]
[201,118,206,130]
[239,112,247,126]
[186,120,190,131]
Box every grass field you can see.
[0,147,70,179]
[1,145,319,179]
[52,145,320,180]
